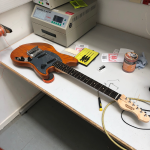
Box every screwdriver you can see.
[84,53,93,62]
[98,91,103,111]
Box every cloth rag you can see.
[136,52,147,69]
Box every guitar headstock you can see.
[116,95,150,123]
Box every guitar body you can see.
[11,43,78,81]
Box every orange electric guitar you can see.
[11,43,150,123]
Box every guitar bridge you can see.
[27,46,43,57]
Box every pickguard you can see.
[30,50,62,74]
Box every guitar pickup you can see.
[37,53,47,59]
[47,58,56,64]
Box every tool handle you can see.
[98,97,103,111]
[1,24,12,33]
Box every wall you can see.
[97,0,150,39]
[0,2,40,130]
[0,0,32,14]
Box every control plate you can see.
[33,7,69,28]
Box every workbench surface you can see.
[1,24,150,150]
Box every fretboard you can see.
[53,61,121,100]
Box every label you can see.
[122,61,136,73]
[75,44,88,52]
[66,11,74,15]
[125,104,134,110]
[101,53,126,62]
[122,52,138,72]
[101,53,118,62]
[124,59,135,65]
[33,7,69,29]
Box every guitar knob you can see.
[41,64,47,69]
[20,56,25,61]
[28,57,32,61]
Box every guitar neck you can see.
[53,61,121,101]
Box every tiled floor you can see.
[0,95,121,150]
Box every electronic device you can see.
[31,0,97,47]
[33,0,70,9]
[11,43,150,123]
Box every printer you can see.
[31,0,97,47]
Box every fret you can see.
[62,65,68,72]
[83,77,90,83]
[59,64,64,70]
[75,72,82,78]
[87,79,94,85]
[99,85,107,93]
[115,94,121,100]
[77,73,84,80]
[60,65,66,72]
[104,88,112,95]
[69,70,76,76]
[64,66,70,72]
[80,75,87,81]
[108,90,114,96]
[110,92,118,99]
[72,71,79,77]
[53,62,60,68]
[74,72,81,78]
[56,62,62,69]
[95,83,102,90]
[66,67,73,74]
[91,81,99,88]
[68,68,74,74]
[114,93,119,99]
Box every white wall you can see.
[0,1,35,50]
[0,2,40,130]
[0,0,32,14]
[97,0,150,39]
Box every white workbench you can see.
[1,24,150,150]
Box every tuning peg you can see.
[125,97,128,100]
[140,110,143,113]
